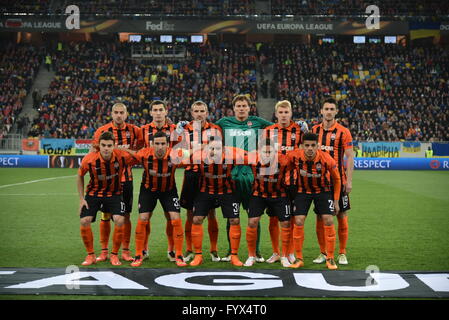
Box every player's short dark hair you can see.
[153,131,169,142]
[99,131,115,142]
[150,100,167,110]
[232,94,252,107]
[321,97,338,109]
[302,132,318,142]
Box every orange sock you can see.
[80,225,94,254]
[171,219,184,258]
[246,226,258,257]
[338,216,348,254]
[191,223,203,254]
[323,225,336,259]
[184,219,193,252]
[99,219,111,250]
[280,227,291,257]
[293,225,304,260]
[111,224,125,255]
[122,219,131,250]
[208,216,219,252]
[316,217,326,254]
[166,220,174,252]
[134,220,148,257]
[287,218,295,256]
[229,224,241,255]
[269,216,280,254]
[144,221,150,252]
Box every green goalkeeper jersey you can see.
[216,116,273,152]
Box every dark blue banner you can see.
[0,155,48,168]
[354,158,449,170]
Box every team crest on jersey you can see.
[291,133,296,140]
[316,163,322,171]
[247,121,252,127]
[114,162,120,169]
[330,133,336,140]
[126,132,131,138]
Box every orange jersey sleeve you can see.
[323,152,341,200]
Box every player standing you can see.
[178,101,222,262]
[262,100,307,264]
[216,94,272,262]
[124,131,188,267]
[189,137,247,267]
[244,143,292,267]
[92,103,143,263]
[287,132,341,270]
[311,98,354,265]
[140,100,179,262]
[77,131,136,266]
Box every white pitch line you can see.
[0,175,76,189]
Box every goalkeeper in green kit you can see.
[216,94,273,262]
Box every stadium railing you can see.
[0,134,22,155]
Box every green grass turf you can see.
[0,168,448,300]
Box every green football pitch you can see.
[1,168,448,271]
[0,168,448,300]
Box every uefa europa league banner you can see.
[0,17,409,35]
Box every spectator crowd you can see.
[3,0,447,17]
[28,41,258,139]
[0,43,42,140]
[270,42,449,141]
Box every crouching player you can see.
[287,133,341,270]
[76,131,137,266]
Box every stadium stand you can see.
[272,43,449,142]
[28,41,258,139]
[271,0,449,18]
[0,43,42,140]
[2,0,447,17]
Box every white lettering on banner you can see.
[155,272,283,291]
[6,272,148,290]
[443,161,449,169]
[440,24,449,31]
[415,274,449,292]
[256,23,333,31]
[293,273,409,291]
[146,21,175,31]
[65,5,80,30]
[365,5,380,30]
[354,159,391,169]
[1,157,19,166]
[0,271,16,275]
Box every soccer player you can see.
[77,131,136,266]
[178,101,222,263]
[216,94,273,262]
[189,137,247,267]
[287,132,341,270]
[140,100,179,262]
[311,98,354,265]
[92,102,143,263]
[244,143,292,267]
[262,100,307,264]
[124,131,188,267]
